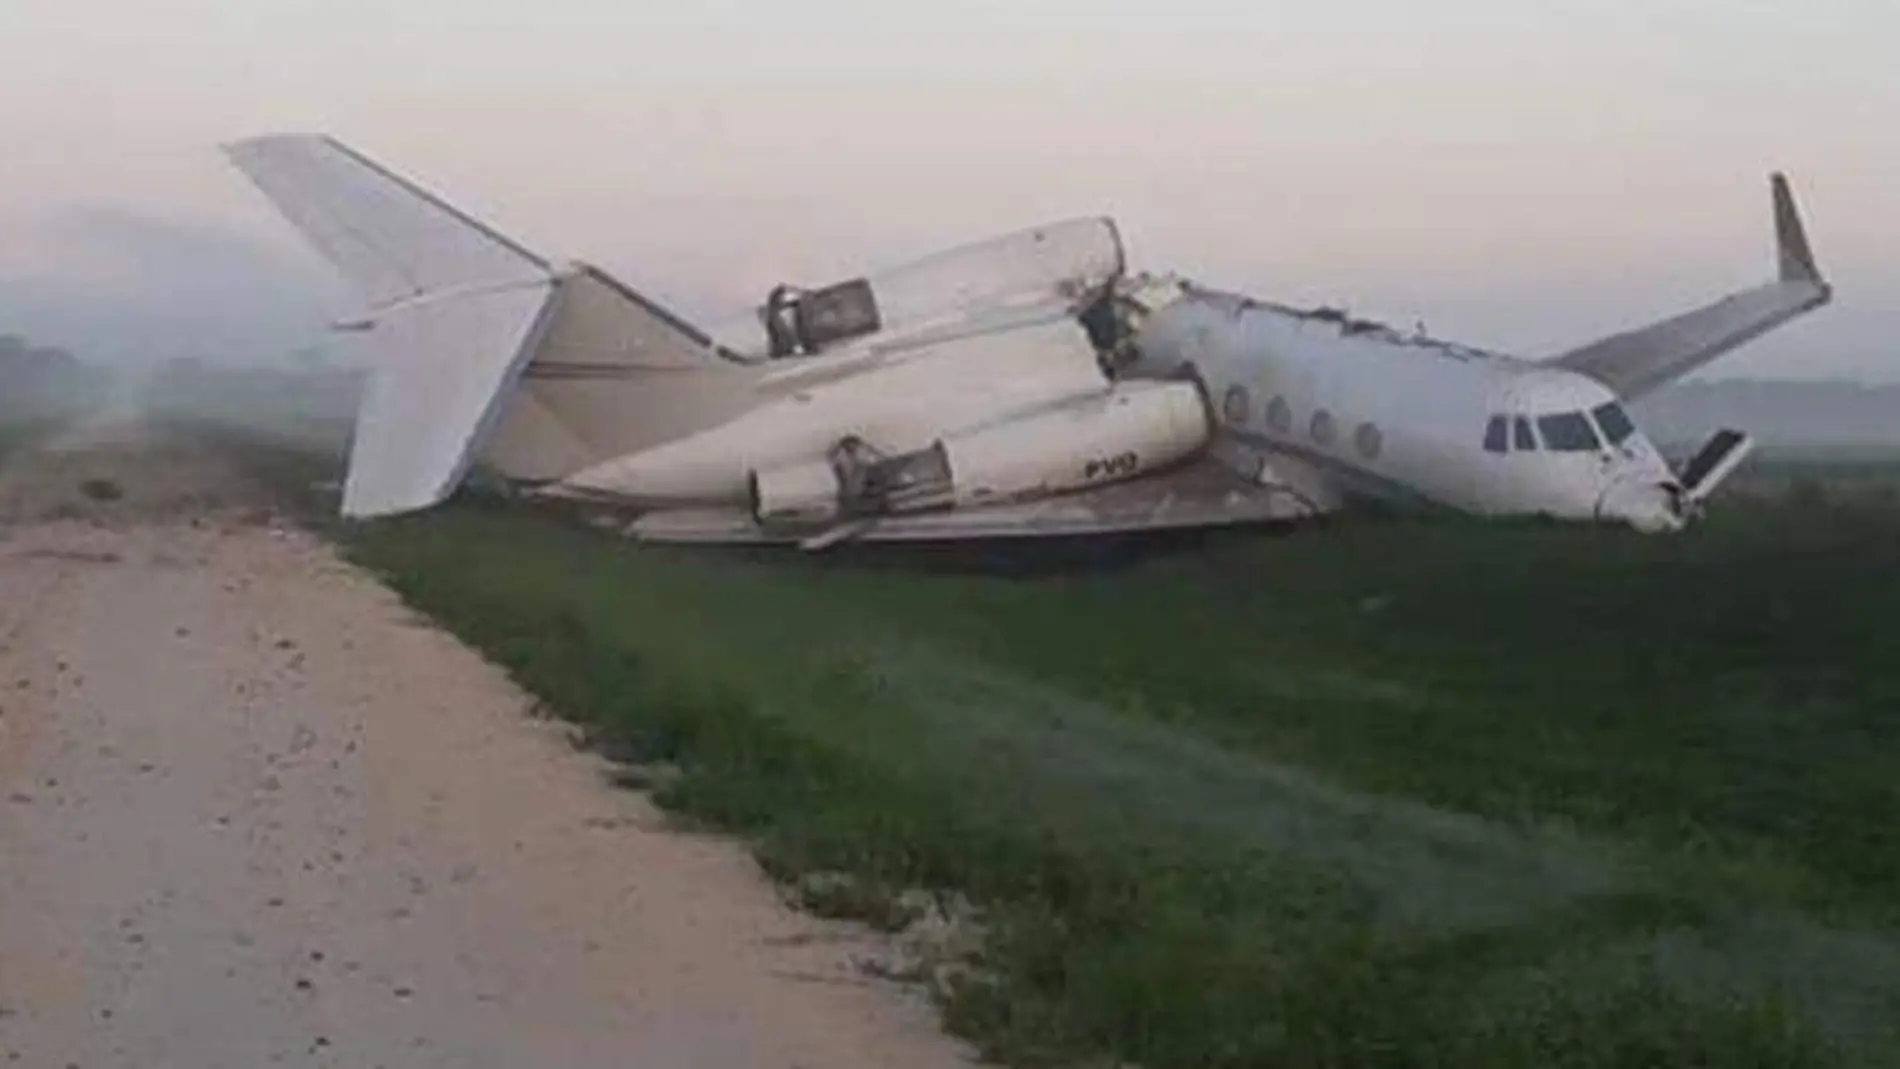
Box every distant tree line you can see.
[0,333,81,376]
[145,354,361,455]
[0,332,98,421]
[1635,378,1900,456]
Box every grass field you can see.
[337,478,1900,1068]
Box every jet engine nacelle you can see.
[714,217,1126,360]
[749,379,1210,527]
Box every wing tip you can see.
[1772,171,1825,287]
[221,132,324,169]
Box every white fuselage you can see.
[1126,282,1687,530]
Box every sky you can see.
[1,0,1895,379]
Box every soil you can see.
[0,422,971,1068]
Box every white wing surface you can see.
[1548,174,1831,399]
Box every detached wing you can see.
[1547,174,1831,400]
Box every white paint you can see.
[224,135,1827,539]
[341,280,558,518]
[704,217,1124,361]
[224,136,552,310]
[941,380,1208,508]
[225,135,565,518]
[555,316,1107,505]
[1130,289,1679,527]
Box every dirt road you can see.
[0,426,971,1068]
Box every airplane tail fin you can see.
[224,134,742,517]
[478,264,761,483]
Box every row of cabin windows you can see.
[1224,385,1384,460]
[1484,402,1636,455]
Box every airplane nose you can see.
[1596,477,1686,533]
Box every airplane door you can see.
[1477,414,1516,510]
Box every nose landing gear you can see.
[1596,428,1754,532]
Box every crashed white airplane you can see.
[226,135,1831,547]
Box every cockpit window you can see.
[1513,417,1537,451]
[1537,412,1602,452]
[1484,416,1507,454]
[1592,402,1636,445]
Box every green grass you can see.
[338,489,1900,1068]
[1729,455,1900,510]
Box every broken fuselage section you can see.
[523,218,1233,544]
[518,219,1759,544]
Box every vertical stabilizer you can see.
[481,265,763,481]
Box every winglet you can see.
[1773,172,1824,286]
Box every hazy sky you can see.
[2,0,1895,379]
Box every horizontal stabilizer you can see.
[1549,174,1831,399]
[224,134,553,310]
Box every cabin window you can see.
[1483,416,1508,454]
[1222,385,1252,426]
[1537,412,1602,452]
[1592,401,1636,445]
[1513,416,1537,452]
[1266,396,1293,433]
[1310,409,1337,446]
[1354,422,1383,460]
